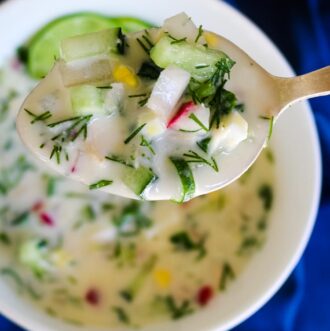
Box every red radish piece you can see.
[167,101,195,128]
[197,285,214,306]
[39,212,54,226]
[85,288,101,306]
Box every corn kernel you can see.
[154,268,171,288]
[51,249,72,268]
[113,64,138,87]
[204,32,219,48]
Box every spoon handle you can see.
[273,66,330,111]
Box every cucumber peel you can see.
[122,166,157,197]
[169,157,195,202]
[150,36,227,82]
[23,13,153,78]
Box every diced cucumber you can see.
[70,85,106,115]
[60,28,120,62]
[122,166,157,197]
[169,157,195,202]
[24,13,153,79]
[150,36,226,82]
[19,239,50,279]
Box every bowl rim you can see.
[0,0,322,330]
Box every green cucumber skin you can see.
[23,13,154,79]
[150,36,226,82]
[122,166,157,197]
[169,157,195,203]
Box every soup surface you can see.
[0,18,274,329]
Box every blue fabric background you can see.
[0,0,329,330]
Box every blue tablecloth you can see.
[0,0,329,330]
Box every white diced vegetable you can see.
[104,83,125,114]
[163,12,204,44]
[60,28,120,62]
[139,110,167,139]
[209,111,248,153]
[147,65,190,121]
[169,103,210,132]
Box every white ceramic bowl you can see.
[0,0,321,330]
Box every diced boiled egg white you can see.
[163,12,205,44]
[169,103,210,132]
[138,110,167,139]
[147,65,190,121]
[209,111,248,154]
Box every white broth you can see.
[0,57,274,328]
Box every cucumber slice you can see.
[26,13,153,79]
[60,28,120,62]
[28,13,119,79]
[150,36,227,82]
[70,85,106,115]
[114,17,153,33]
[169,156,195,202]
[122,166,156,197]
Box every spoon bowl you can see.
[16,26,330,201]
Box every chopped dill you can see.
[195,25,204,43]
[24,109,52,124]
[183,150,218,172]
[188,113,209,131]
[140,135,155,155]
[105,154,134,168]
[124,123,146,144]
[89,179,113,190]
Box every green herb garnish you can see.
[140,135,155,155]
[24,109,52,124]
[258,184,273,211]
[105,154,134,168]
[195,25,204,43]
[170,231,206,259]
[89,179,113,190]
[124,123,146,144]
[188,113,209,131]
[163,296,194,319]
[167,34,187,44]
[0,232,11,245]
[113,306,130,324]
[219,262,235,291]
[113,201,152,237]
[183,150,218,172]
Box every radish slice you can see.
[168,103,210,132]
[163,12,205,44]
[147,65,190,121]
[209,111,248,154]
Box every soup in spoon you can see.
[17,13,273,201]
